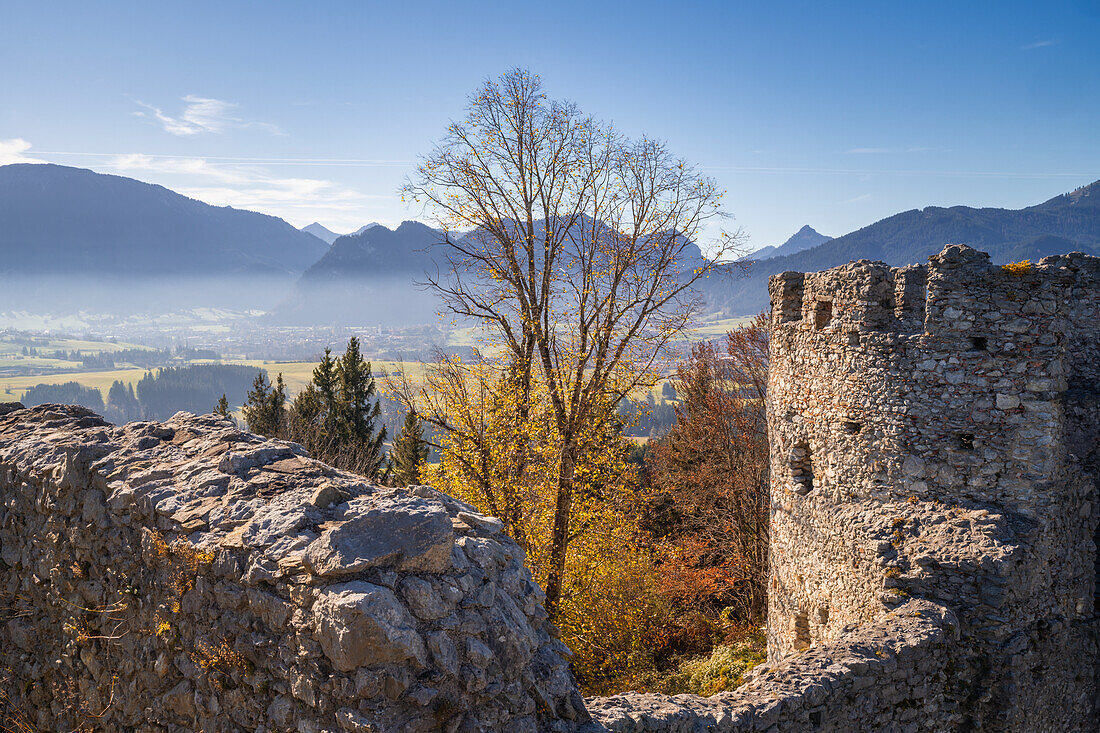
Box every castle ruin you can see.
[1,243,1097,731]
[591,243,1099,731]
[764,244,1099,729]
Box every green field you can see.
[0,333,155,370]
[0,314,753,406]
[0,359,430,404]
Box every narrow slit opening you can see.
[847,332,860,346]
[969,336,988,351]
[957,433,975,450]
[843,421,862,435]
[791,442,814,495]
[793,611,811,651]
[814,300,833,329]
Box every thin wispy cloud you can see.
[31,149,1089,181]
[107,153,389,229]
[0,138,46,165]
[843,146,943,155]
[133,95,284,137]
[839,193,872,205]
[699,164,1086,179]
[111,153,254,184]
[1021,40,1056,50]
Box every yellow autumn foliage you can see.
[419,360,669,692]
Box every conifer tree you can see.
[243,372,285,436]
[282,339,389,481]
[314,348,340,419]
[391,411,429,486]
[270,374,287,432]
[243,372,270,432]
[334,337,387,478]
[214,394,231,417]
[106,379,141,423]
[288,347,340,445]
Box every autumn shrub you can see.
[412,356,688,693]
[643,631,766,696]
[552,513,673,694]
[648,314,770,629]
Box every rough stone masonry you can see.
[0,405,585,732]
[2,243,1098,732]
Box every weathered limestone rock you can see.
[313,581,428,670]
[303,493,455,576]
[0,405,584,732]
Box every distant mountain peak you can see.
[745,225,831,261]
[782,225,829,247]
[302,222,341,245]
[302,222,386,244]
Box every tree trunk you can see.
[543,439,576,620]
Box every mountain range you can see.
[272,219,710,327]
[705,180,1100,316]
[1,162,1097,322]
[0,164,326,276]
[0,164,329,313]
[273,221,443,326]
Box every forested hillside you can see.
[707,180,1100,316]
[270,221,442,326]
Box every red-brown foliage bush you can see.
[648,314,770,629]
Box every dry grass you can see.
[147,530,215,611]
[190,639,249,676]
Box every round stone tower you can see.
[765,244,1099,728]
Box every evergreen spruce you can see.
[314,348,340,426]
[270,374,287,433]
[242,372,285,436]
[391,411,429,486]
[214,394,231,417]
[334,337,387,478]
[281,339,389,481]
[106,379,141,423]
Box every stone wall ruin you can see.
[0,405,585,732]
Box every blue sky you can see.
[2,0,1098,251]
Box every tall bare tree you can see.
[402,68,741,616]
